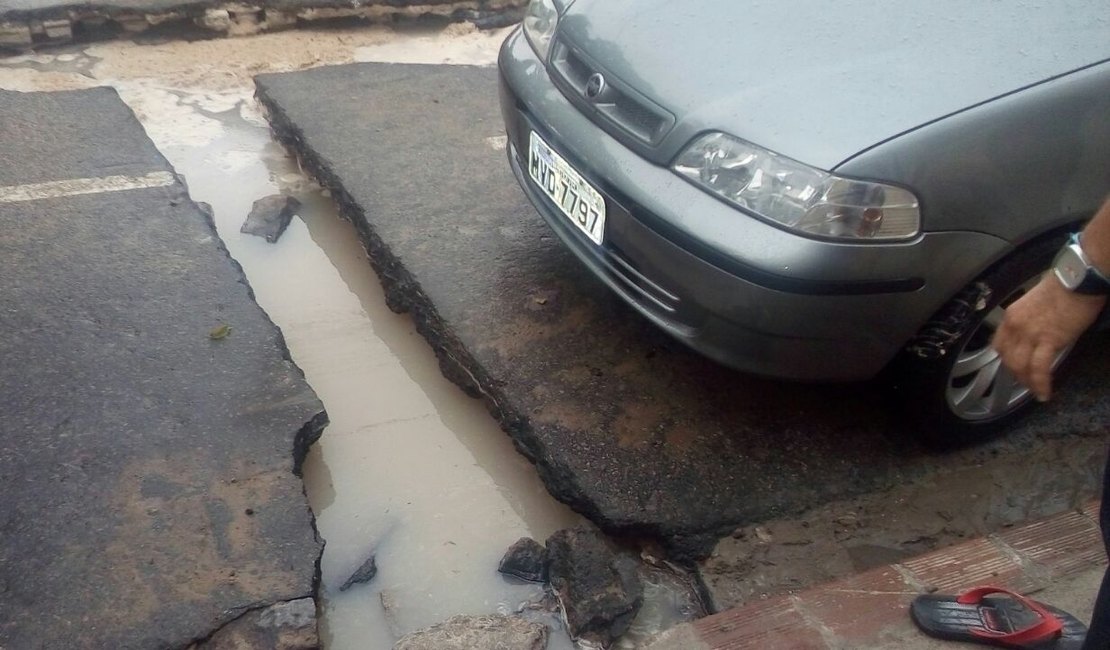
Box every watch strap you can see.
[1068,233,1110,295]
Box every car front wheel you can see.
[891,234,1069,448]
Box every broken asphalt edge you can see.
[254,78,723,565]
[184,182,330,644]
[191,196,330,478]
[183,598,312,649]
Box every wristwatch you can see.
[1053,233,1110,295]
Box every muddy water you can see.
[175,113,584,649]
[0,27,595,649]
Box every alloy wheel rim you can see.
[945,277,1040,422]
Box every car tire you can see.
[890,233,1069,449]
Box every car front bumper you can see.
[498,29,1010,381]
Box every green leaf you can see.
[208,324,232,340]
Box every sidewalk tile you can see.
[1083,500,1102,525]
[998,509,1104,578]
[694,594,827,649]
[798,565,916,648]
[899,537,1039,594]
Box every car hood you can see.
[558,0,1110,170]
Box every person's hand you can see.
[992,274,1106,401]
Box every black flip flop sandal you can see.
[911,586,1088,649]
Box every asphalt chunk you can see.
[253,63,1109,561]
[0,88,326,648]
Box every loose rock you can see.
[498,537,548,583]
[546,526,643,647]
[339,554,378,591]
[241,194,300,243]
[392,614,548,650]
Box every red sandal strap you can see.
[956,586,1063,645]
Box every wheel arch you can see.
[899,216,1090,365]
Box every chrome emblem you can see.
[585,73,607,101]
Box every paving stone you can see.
[693,594,826,650]
[40,17,69,38]
[1083,499,1102,524]
[797,565,915,648]
[899,537,1040,595]
[997,509,1104,579]
[638,625,710,650]
[0,21,31,45]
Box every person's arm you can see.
[993,197,1110,401]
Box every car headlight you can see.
[673,132,920,241]
[523,0,559,62]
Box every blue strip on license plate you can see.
[528,132,606,245]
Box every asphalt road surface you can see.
[0,87,325,648]
[255,62,1110,560]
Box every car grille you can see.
[606,244,682,316]
[549,36,675,146]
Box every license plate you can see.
[528,132,606,245]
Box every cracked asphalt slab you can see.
[253,62,1110,561]
[0,87,325,648]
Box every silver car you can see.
[498,0,1110,444]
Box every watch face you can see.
[1053,242,1110,294]
[1053,245,1086,291]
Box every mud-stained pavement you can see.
[0,87,325,647]
[254,62,1110,563]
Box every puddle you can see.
[173,116,584,649]
[0,25,707,648]
[122,88,586,647]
